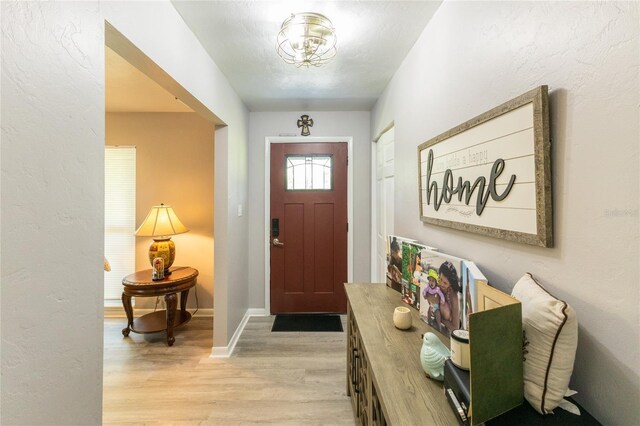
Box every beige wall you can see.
[107,112,215,309]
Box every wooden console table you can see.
[121,266,198,346]
[346,283,456,425]
[346,283,602,425]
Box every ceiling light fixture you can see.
[276,12,337,68]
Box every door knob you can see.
[272,238,284,247]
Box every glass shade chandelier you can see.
[276,12,337,68]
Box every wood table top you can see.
[122,266,198,296]
[122,267,198,289]
[345,282,456,426]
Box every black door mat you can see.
[271,314,343,332]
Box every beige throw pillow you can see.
[511,273,578,414]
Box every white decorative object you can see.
[450,329,470,370]
[393,306,412,330]
[420,332,450,381]
[511,273,578,414]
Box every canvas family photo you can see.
[387,235,484,339]
[386,235,413,293]
[401,241,429,311]
[419,250,466,337]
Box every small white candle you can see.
[393,306,412,330]
[450,329,470,370]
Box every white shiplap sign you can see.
[418,86,552,247]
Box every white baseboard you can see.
[104,306,213,318]
[246,308,268,316]
[210,308,269,358]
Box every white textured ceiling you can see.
[172,1,442,111]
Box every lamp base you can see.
[148,237,176,273]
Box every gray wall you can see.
[1,2,249,423]
[1,2,105,424]
[248,111,371,310]
[372,2,639,424]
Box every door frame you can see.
[371,122,395,282]
[264,136,354,314]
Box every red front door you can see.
[270,142,348,314]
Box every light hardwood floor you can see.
[103,316,355,425]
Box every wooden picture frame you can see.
[418,86,552,247]
[476,281,519,311]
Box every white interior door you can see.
[375,127,395,283]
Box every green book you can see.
[469,300,523,424]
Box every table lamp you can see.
[135,203,189,276]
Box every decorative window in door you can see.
[286,155,332,190]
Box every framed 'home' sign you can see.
[418,86,552,247]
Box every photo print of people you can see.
[386,235,415,293]
[419,249,467,337]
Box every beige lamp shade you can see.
[136,204,189,276]
[135,204,189,238]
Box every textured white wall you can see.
[1,2,105,424]
[372,2,639,424]
[248,111,371,310]
[106,113,215,309]
[1,1,249,422]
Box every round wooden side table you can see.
[121,266,198,346]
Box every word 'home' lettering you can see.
[425,149,516,215]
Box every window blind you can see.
[104,146,136,302]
